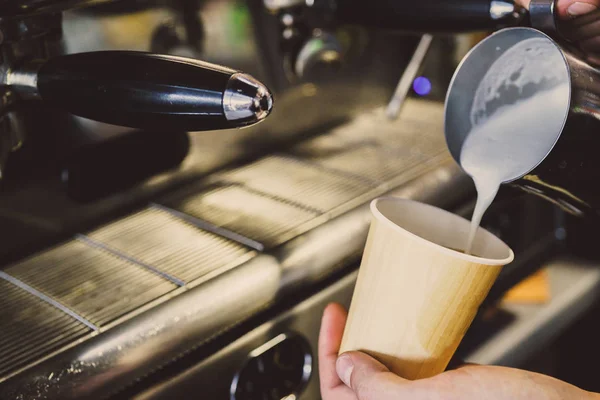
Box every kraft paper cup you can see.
[339,197,514,380]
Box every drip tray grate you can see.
[0,279,91,378]
[5,240,177,327]
[288,99,448,186]
[163,184,320,250]
[292,143,431,184]
[86,207,255,284]
[216,155,374,213]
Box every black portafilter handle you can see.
[6,51,274,132]
[315,0,524,33]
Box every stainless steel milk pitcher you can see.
[445,0,600,217]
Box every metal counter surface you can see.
[467,258,600,367]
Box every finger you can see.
[318,303,349,391]
[580,34,600,51]
[557,0,600,18]
[514,0,600,18]
[562,13,600,40]
[586,52,600,65]
[514,0,530,9]
[336,351,409,400]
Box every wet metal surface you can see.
[85,207,255,284]
[5,240,178,327]
[0,279,91,378]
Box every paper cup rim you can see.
[370,197,515,266]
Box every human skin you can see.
[517,0,600,56]
[319,303,600,400]
[516,0,599,17]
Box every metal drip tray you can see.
[163,184,319,250]
[0,279,91,378]
[85,207,255,284]
[217,155,374,213]
[5,240,177,327]
[293,143,433,185]
[333,100,445,143]
[288,99,449,186]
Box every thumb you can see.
[557,0,599,18]
[515,0,599,18]
[336,352,409,400]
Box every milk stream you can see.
[460,83,568,253]
[459,37,570,254]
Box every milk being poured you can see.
[459,37,569,254]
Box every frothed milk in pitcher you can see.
[458,37,569,254]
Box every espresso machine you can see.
[0,1,577,399]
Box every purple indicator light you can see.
[413,76,432,96]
